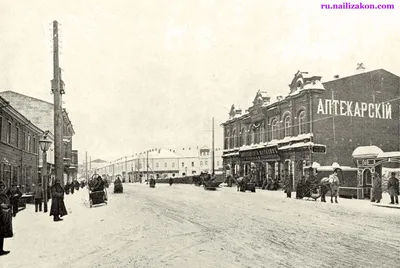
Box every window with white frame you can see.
[27,134,31,152]
[284,115,291,137]
[271,119,279,140]
[298,111,306,134]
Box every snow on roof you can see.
[377,151,400,159]
[352,146,383,158]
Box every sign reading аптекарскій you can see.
[317,99,392,119]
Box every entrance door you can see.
[363,169,372,199]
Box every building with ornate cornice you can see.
[221,68,400,191]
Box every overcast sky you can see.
[1,0,399,162]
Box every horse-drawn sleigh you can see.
[88,174,108,208]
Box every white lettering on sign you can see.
[317,99,392,119]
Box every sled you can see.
[89,190,108,208]
[203,181,222,190]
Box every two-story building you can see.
[0,91,78,185]
[221,68,400,189]
[0,96,42,192]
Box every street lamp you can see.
[39,134,52,213]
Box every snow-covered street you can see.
[2,183,400,268]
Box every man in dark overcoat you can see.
[387,172,399,205]
[0,180,13,256]
[6,182,22,217]
[49,179,68,222]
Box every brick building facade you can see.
[221,68,400,190]
[0,96,42,192]
[0,91,78,185]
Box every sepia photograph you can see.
[0,0,399,267]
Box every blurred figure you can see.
[6,182,22,217]
[371,172,382,203]
[0,180,13,256]
[50,179,68,222]
[387,172,399,205]
[33,183,44,212]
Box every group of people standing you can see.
[0,178,68,256]
[371,172,399,204]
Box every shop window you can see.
[271,119,279,140]
[284,116,292,137]
[298,111,307,134]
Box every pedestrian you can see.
[0,180,13,256]
[49,179,68,222]
[6,182,22,217]
[387,172,399,205]
[296,176,306,199]
[371,172,382,203]
[284,174,293,198]
[33,183,44,212]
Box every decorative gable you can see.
[288,71,323,94]
[252,90,270,106]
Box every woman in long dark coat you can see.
[50,179,68,222]
[0,180,13,256]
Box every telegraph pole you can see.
[146,151,149,182]
[52,20,65,186]
[85,151,88,182]
[212,117,215,174]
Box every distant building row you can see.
[89,146,223,181]
[0,91,78,191]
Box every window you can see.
[0,116,2,141]
[16,127,19,148]
[33,137,36,153]
[23,132,26,150]
[191,162,194,167]
[182,162,184,168]
[298,111,306,134]
[284,116,291,137]
[164,163,167,168]
[232,130,237,148]
[7,121,11,144]
[271,119,279,140]
[200,161,203,166]
[226,130,230,149]
[27,135,31,152]
[156,162,159,168]
[217,161,220,166]
[172,162,175,168]
[205,161,208,166]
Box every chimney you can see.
[334,75,340,79]
[277,95,284,101]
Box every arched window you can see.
[298,111,306,134]
[284,115,291,137]
[246,127,251,145]
[271,119,279,140]
[240,128,245,146]
[225,130,230,149]
[233,130,237,148]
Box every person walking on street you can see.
[6,182,22,217]
[329,169,340,203]
[387,172,399,205]
[0,180,13,256]
[49,179,68,222]
[33,183,44,212]
[284,174,293,198]
[371,172,382,203]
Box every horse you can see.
[320,175,340,203]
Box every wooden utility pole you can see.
[212,117,215,174]
[52,20,65,186]
[85,151,88,182]
[146,150,149,182]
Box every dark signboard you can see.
[239,147,279,161]
[312,145,326,154]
